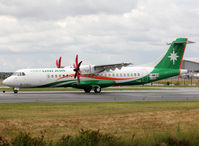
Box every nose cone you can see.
[2,78,8,86]
[2,78,12,87]
[3,77,18,87]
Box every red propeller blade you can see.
[78,70,82,75]
[58,57,62,68]
[77,75,80,85]
[73,63,76,68]
[56,60,59,68]
[73,54,82,85]
[56,56,62,68]
[76,55,78,67]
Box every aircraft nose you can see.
[2,78,8,86]
[2,78,12,86]
[2,77,17,87]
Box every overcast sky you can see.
[0,0,199,71]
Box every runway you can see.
[0,87,199,103]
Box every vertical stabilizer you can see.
[155,38,188,70]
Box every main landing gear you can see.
[94,86,101,93]
[84,87,92,93]
[84,86,101,93]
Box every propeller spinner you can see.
[73,55,82,85]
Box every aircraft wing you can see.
[94,63,132,72]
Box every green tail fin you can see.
[155,38,188,69]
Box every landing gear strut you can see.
[13,88,19,94]
[94,86,101,93]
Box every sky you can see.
[0,0,199,71]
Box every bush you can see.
[55,129,123,146]
[1,129,199,146]
[0,136,9,146]
[11,132,46,146]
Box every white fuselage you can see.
[3,65,154,88]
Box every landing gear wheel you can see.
[13,88,19,94]
[84,87,92,93]
[94,87,101,93]
[14,90,18,94]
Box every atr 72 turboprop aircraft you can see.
[3,38,193,93]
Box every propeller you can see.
[73,55,82,85]
[56,56,62,68]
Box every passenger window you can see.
[127,73,129,77]
[55,75,57,78]
[112,73,115,77]
[138,73,140,76]
[120,73,122,77]
[47,75,50,78]
[59,74,61,78]
[134,73,136,76]
[124,73,126,77]
[51,75,54,78]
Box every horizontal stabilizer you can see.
[167,40,195,45]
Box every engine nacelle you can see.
[80,65,101,74]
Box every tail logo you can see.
[168,50,179,64]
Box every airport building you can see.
[155,58,199,86]
[181,58,199,72]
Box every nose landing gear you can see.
[13,88,19,94]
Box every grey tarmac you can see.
[0,87,199,103]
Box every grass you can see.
[1,101,199,142]
[2,129,199,146]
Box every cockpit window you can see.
[13,72,26,76]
